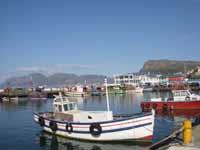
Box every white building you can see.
[114,73,140,86]
[114,73,160,86]
[140,75,160,86]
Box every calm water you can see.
[0,92,197,150]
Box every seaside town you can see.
[1,1,200,150]
[1,67,200,99]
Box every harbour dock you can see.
[149,117,200,150]
[165,125,200,150]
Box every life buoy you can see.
[49,121,57,132]
[38,117,45,127]
[152,103,157,110]
[162,103,168,112]
[169,105,174,111]
[89,123,102,137]
[66,123,73,133]
[146,103,150,109]
[185,96,190,101]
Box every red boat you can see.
[141,90,200,112]
[154,109,200,119]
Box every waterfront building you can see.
[114,73,160,86]
[114,73,140,86]
[140,75,160,86]
[159,77,169,85]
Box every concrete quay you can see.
[166,124,200,150]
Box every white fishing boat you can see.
[2,97,10,102]
[133,86,143,93]
[65,86,87,97]
[33,79,155,142]
[2,97,19,102]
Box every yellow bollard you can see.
[183,120,192,144]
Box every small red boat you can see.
[141,90,200,112]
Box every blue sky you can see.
[1,0,200,81]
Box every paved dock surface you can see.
[192,125,200,147]
[166,124,200,150]
[167,146,199,150]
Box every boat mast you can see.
[105,78,110,112]
[59,92,64,104]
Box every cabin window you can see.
[187,91,191,95]
[58,105,62,112]
[174,92,180,97]
[181,91,187,96]
[69,103,73,110]
[64,104,68,111]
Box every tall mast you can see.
[105,78,110,112]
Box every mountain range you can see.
[0,73,113,88]
[1,59,200,88]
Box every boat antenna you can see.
[59,92,64,104]
[105,78,110,112]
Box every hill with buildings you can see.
[187,66,200,79]
[140,60,200,75]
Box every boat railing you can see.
[38,112,54,119]
[54,96,69,103]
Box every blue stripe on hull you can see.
[42,122,152,134]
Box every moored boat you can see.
[29,91,47,100]
[141,90,200,112]
[65,86,88,97]
[133,86,143,93]
[106,84,125,94]
[33,79,155,142]
[2,97,10,102]
[91,86,102,96]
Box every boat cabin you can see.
[150,90,200,102]
[54,101,78,113]
[53,94,78,113]
[172,90,200,101]
[53,94,113,123]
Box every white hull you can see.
[126,89,143,93]
[143,88,153,92]
[2,97,9,102]
[134,88,143,93]
[65,92,85,97]
[33,111,155,142]
[30,97,47,100]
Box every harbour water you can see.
[0,92,198,150]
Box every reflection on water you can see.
[0,92,200,150]
[36,131,145,150]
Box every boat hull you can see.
[141,101,200,112]
[65,92,86,97]
[33,112,154,142]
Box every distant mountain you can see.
[0,73,113,88]
[140,60,200,75]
